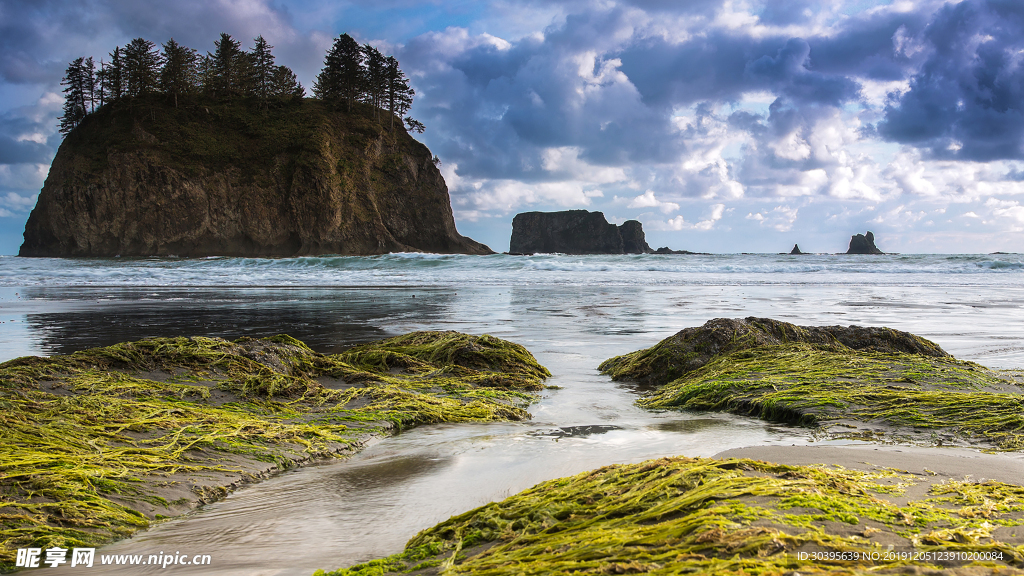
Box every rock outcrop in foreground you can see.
[20,97,491,257]
[846,231,883,254]
[0,331,548,569]
[600,316,1023,449]
[509,210,652,255]
[600,316,949,387]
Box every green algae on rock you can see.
[600,317,1024,450]
[314,456,1024,575]
[0,331,547,570]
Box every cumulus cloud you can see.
[985,197,1024,224]
[652,203,724,230]
[0,164,48,195]
[0,191,38,214]
[746,205,798,231]
[0,93,63,166]
[628,190,679,213]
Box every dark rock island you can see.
[846,231,883,254]
[509,210,653,255]
[20,97,491,257]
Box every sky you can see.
[1,0,1024,254]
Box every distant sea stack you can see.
[509,210,652,255]
[20,97,491,257]
[790,244,804,255]
[846,231,883,255]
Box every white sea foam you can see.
[0,253,1021,288]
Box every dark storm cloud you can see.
[617,7,925,110]
[879,0,1024,160]
[745,38,861,106]
[0,0,93,84]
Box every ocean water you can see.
[2,252,1024,365]
[2,252,1023,289]
[4,252,1024,575]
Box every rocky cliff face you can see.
[846,231,883,254]
[509,210,652,255]
[20,98,491,257]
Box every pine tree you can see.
[59,58,90,135]
[250,35,276,105]
[104,47,124,101]
[313,33,364,111]
[197,53,216,95]
[161,38,198,108]
[210,33,244,97]
[384,56,414,129]
[361,44,387,120]
[271,65,304,98]
[83,57,96,113]
[123,37,162,98]
[404,117,425,133]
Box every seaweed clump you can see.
[600,318,1024,450]
[600,317,949,387]
[0,331,547,570]
[315,456,1024,575]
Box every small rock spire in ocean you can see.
[790,244,803,255]
[846,231,883,254]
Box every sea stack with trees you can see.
[20,33,491,257]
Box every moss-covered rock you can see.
[0,331,546,570]
[316,456,1024,575]
[600,317,949,388]
[601,318,1024,450]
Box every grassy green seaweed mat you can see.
[0,330,550,570]
[602,317,1024,450]
[319,318,1024,575]
[318,456,1024,575]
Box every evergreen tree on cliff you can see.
[58,57,94,134]
[250,35,276,105]
[102,47,124,101]
[123,38,162,98]
[160,38,198,108]
[384,56,414,129]
[361,44,387,120]
[313,33,363,111]
[271,65,304,98]
[208,33,245,98]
